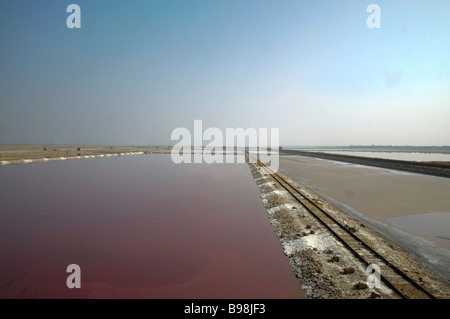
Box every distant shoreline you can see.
[0,145,172,166]
[281,149,450,179]
[282,145,450,154]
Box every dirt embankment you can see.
[0,145,172,165]
[281,150,450,178]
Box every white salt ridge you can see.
[267,203,293,215]
[0,152,145,166]
[260,189,288,199]
[257,182,275,188]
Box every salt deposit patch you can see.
[282,234,339,256]
[257,182,276,188]
[260,190,289,199]
[267,203,293,215]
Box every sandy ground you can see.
[280,156,450,222]
[279,155,450,280]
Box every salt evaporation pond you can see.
[0,155,303,298]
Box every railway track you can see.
[248,154,440,299]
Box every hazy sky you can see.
[1,1,449,146]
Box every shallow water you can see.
[313,151,450,162]
[0,155,303,299]
[387,212,450,249]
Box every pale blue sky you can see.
[1,1,449,146]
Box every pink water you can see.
[0,155,303,299]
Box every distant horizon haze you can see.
[1,1,449,146]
